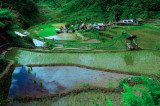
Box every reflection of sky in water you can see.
[9,66,133,98]
[45,36,68,40]
[30,66,133,88]
[33,39,45,47]
[30,66,93,87]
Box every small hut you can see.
[126,35,140,50]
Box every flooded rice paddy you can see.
[8,66,133,98]
[6,50,160,75]
[32,39,45,47]
[44,33,76,40]
[81,39,101,43]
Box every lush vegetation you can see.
[0,9,35,47]
[35,0,160,24]
[38,27,57,37]
[0,0,39,29]
[0,63,13,102]
[0,0,160,105]
[6,76,160,106]
[0,59,9,74]
[0,9,18,30]
[119,76,160,105]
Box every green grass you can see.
[10,91,123,105]
[6,49,160,75]
[37,27,58,37]
[52,91,123,106]
[102,24,160,50]
[127,28,160,49]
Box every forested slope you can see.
[42,0,160,23]
[0,0,39,29]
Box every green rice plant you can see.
[91,92,95,103]
[27,68,30,73]
[67,95,69,105]
[34,79,37,84]
[30,66,32,70]
[97,90,101,101]
[107,99,113,106]
[70,95,73,105]
[34,72,36,76]
[79,99,82,106]
[15,74,17,78]
[40,81,43,86]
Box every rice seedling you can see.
[66,95,69,106]
[34,72,36,76]
[40,81,43,86]
[79,98,82,106]
[91,92,95,103]
[27,68,30,73]
[34,79,37,84]
[97,90,101,102]
[107,99,113,106]
[15,73,17,78]
[30,66,32,71]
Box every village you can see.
[1,0,160,105]
[55,19,142,33]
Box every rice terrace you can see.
[0,0,160,105]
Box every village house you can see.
[118,19,140,25]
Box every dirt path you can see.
[0,60,14,79]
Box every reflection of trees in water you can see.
[8,66,49,98]
[124,54,134,65]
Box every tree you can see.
[0,0,39,29]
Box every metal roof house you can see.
[118,19,140,25]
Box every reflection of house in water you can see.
[124,54,134,66]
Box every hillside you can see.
[38,0,160,24]
[0,0,160,105]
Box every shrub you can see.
[22,36,34,45]
[156,44,160,50]
[65,23,71,29]
[119,76,160,105]
[0,59,9,74]
[1,0,39,29]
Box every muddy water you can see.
[8,66,133,98]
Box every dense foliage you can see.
[0,59,8,74]
[0,9,34,47]
[0,9,17,30]
[118,76,160,105]
[38,0,160,23]
[0,0,39,29]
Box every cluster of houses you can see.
[55,19,142,33]
[55,23,110,33]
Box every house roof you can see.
[126,35,137,40]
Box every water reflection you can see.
[124,54,134,65]
[8,66,133,98]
